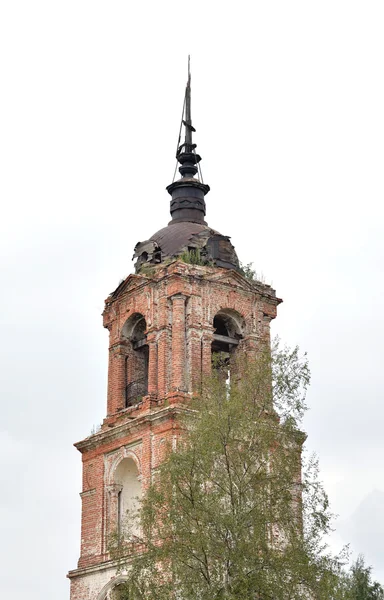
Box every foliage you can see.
[238,261,267,284]
[111,341,350,600]
[113,583,131,600]
[271,337,310,424]
[179,247,206,266]
[344,556,384,600]
[137,264,156,277]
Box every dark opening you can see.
[211,313,242,384]
[125,316,149,407]
[213,314,230,338]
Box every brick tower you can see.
[68,67,281,600]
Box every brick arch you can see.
[107,449,141,486]
[121,312,147,341]
[96,574,128,600]
[209,297,253,333]
[119,312,149,406]
[210,307,246,382]
[212,307,246,336]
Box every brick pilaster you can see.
[201,328,214,378]
[107,343,127,415]
[147,332,158,396]
[171,294,187,391]
[157,329,169,398]
[106,483,123,545]
[188,327,202,392]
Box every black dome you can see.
[133,221,239,272]
[133,67,240,274]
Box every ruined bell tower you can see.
[67,65,281,600]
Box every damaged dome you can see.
[133,221,239,273]
[133,67,240,274]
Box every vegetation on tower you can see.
[108,339,384,599]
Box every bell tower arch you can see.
[67,65,281,599]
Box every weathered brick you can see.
[68,260,281,599]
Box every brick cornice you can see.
[80,488,96,498]
[67,552,142,580]
[67,557,118,580]
[103,262,282,310]
[74,405,188,454]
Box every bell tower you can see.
[67,64,282,600]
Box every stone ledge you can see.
[67,557,116,580]
[74,403,189,453]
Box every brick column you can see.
[106,483,123,544]
[201,328,214,378]
[107,343,127,415]
[157,328,169,398]
[187,327,202,392]
[78,489,97,563]
[171,294,187,391]
[240,334,273,410]
[241,334,263,360]
[146,332,158,396]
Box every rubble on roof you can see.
[133,222,239,273]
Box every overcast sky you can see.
[1,1,383,598]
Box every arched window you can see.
[122,313,149,407]
[114,457,141,539]
[211,310,244,384]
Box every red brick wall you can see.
[68,261,281,599]
[102,261,280,410]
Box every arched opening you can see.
[122,313,149,407]
[114,457,141,539]
[211,311,244,385]
[110,583,129,600]
[96,576,129,600]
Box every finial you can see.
[176,56,197,173]
[166,57,210,225]
[183,55,194,151]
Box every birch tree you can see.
[111,340,349,600]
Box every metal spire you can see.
[176,56,197,168]
[184,56,194,150]
[166,57,210,224]
[174,57,201,178]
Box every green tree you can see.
[111,340,349,600]
[345,556,384,600]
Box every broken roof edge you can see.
[132,221,240,274]
[104,260,281,310]
[105,272,148,304]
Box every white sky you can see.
[1,1,383,598]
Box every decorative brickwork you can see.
[67,62,285,599]
[68,259,281,599]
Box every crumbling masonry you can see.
[67,69,281,600]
